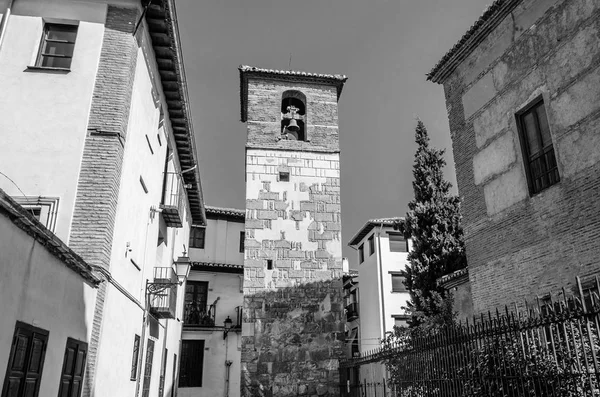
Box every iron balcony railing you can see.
[149,267,177,319]
[160,171,185,228]
[183,298,217,327]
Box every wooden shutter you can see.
[178,340,204,388]
[141,339,155,397]
[57,338,87,397]
[1,321,49,397]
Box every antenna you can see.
[288,53,292,70]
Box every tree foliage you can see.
[397,120,466,327]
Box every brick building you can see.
[428,0,600,313]
[239,66,347,396]
[0,1,205,396]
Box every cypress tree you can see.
[397,120,466,327]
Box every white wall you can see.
[179,271,243,397]
[190,217,245,265]
[92,13,192,397]
[0,213,96,397]
[355,226,411,351]
[0,0,107,242]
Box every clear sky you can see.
[175,0,492,263]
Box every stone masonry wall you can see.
[441,0,600,313]
[68,6,139,397]
[242,149,345,397]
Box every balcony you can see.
[345,303,359,321]
[183,298,218,328]
[149,267,178,319]
[160,171,185,228]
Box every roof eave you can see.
[144,0,206,226]
[427,0,523,84]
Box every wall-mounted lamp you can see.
[223,316,233,339]
[146,255,192,296]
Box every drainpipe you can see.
[376,224,387,341]
[0,0,15,53]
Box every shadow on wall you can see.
[241,278,346,397]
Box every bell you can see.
[286,119,299,132]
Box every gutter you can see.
[0,0,14,53]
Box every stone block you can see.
[246,219,264,229]
[300,202,315,211]
[276,259,292,268]
[257,210,278,220]
[246,199,265,210]
[245,259,264,268]
[472,131,517,185]
[314,212,333,222]
[325,203,341,212]
[258,191,279,200]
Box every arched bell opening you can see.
[280,90,307,141]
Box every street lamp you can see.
[223,316,233,339]
[146,255,192,296]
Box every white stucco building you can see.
[347,217,412,353]
[180,206,245,397]
[0,1,206,397]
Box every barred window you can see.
[516,98,559,195]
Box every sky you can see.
[175,0,492,263]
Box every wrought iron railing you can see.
[339,276,600,397]
[149,267,177,319]
[160,171,185,228]
[183,298,218,327]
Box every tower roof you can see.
[238,65,348,122]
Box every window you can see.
[392,315,410,328]
[158,348,168,397]
[189,227,205,249]
[358,244,364,263]
[171,354,178,397]
[130,335,140,381]
[516,98,559,195]
[368,234,374,256]
[267,259,273,270]
[36,23,78,69]
[391,274,407,293]
[239,231,245,253]
[1,321,49,397]
[57,338,87,397]
[388,233,408,253]
[13,196,59,232]
[279,171,290,182]
[184,281,209,326]
[141,339,155,397]
[179,340,205,387]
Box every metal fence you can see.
[339,277,600,397]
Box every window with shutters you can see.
[516,98,560,195]
[130,335,140,381]
[141,339,155,397]
[358,244,364,264]
[1,321,49,397]
[368,234,375,256]
[178,340,205,387]
[57,338,87,397]
[171,354,178,397]
[388,233,408,253]
[158,348,168,397]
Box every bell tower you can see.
[239,65,347,397]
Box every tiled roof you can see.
[0,189,101,286]
[436,267,469,287]
[205,206,245,221]
[347,217,404,247]
[191,261,244,274]
[239,65,348,122]
[427,0,522,83]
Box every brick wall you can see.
[441,0,600,313]
[68,6,139,397]
[242,78,345,396]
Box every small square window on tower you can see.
[279,171,290,182]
